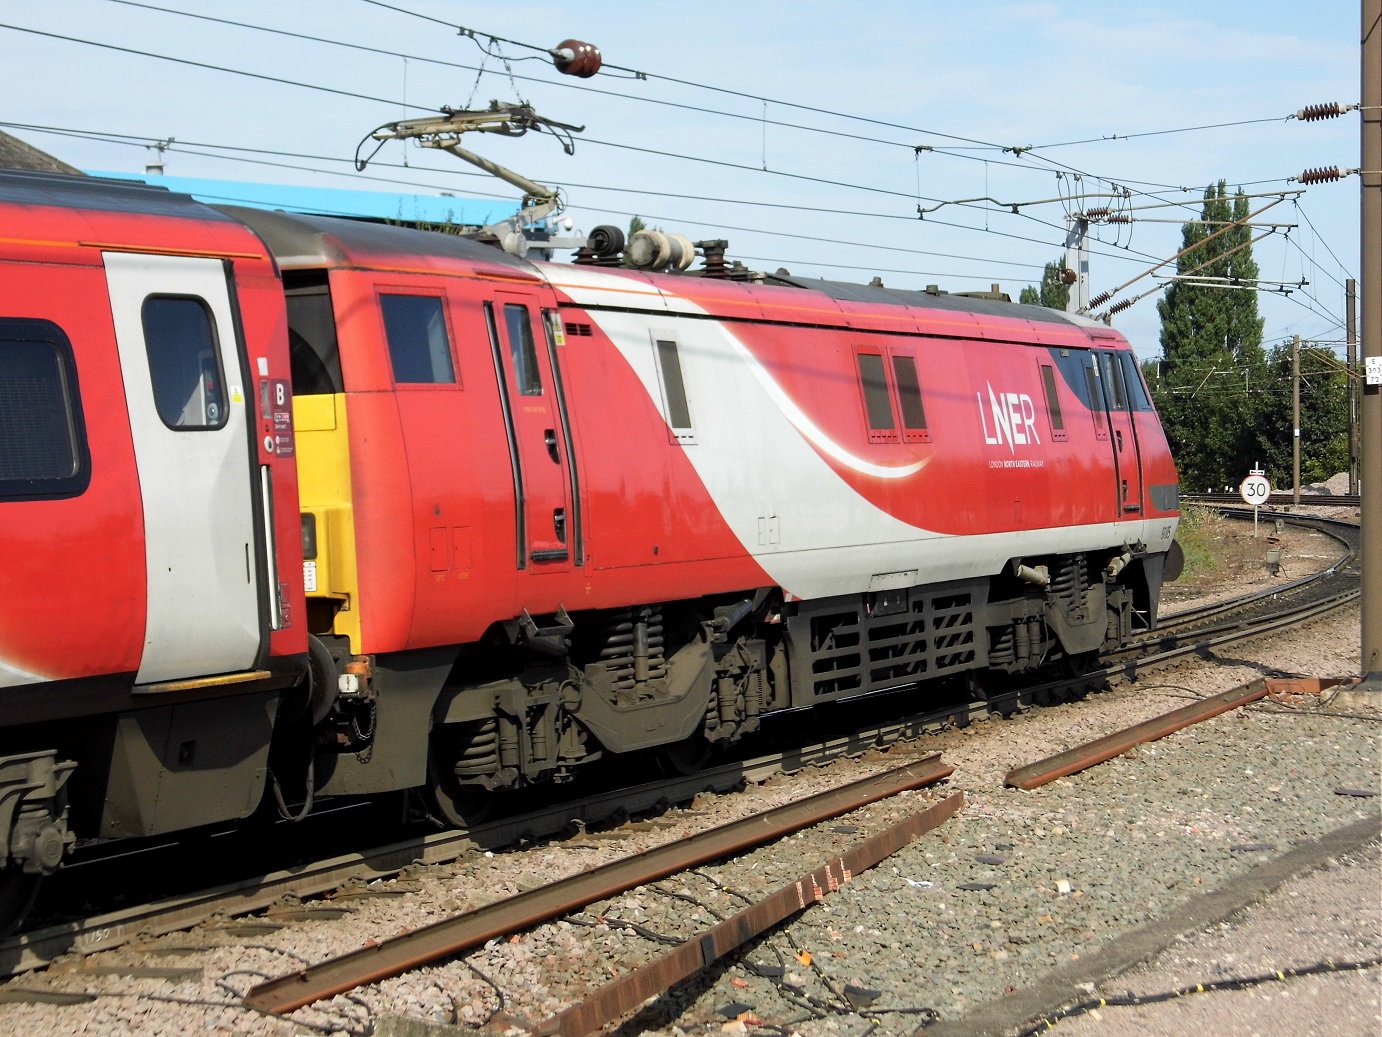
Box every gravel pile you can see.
[0,607,1376,1036]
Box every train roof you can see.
[217,203,1111,336]
[771,274,1099,328]
[219,206,541,280]
[0,169,237,222]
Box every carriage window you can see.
[891,354,929,441]
[0,320,90,499]
[381,294,455,385]
[857,353,896,439]
[1039,363,1068,441]
[142,295,226,429]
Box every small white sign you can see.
[1367,355,1382,386]
[303,560,318,593]
[1240,473,1271,506]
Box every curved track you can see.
[0,511,1361,979]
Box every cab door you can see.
[1096,349,1145,514]
[104,252,262,683]
[487,290,576,571]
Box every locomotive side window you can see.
[1120,352,1155,412]
[1084,356,1110,441]
[857,352,897,443]
[653,335,695,443]
[285,274,342,395]
[891,354,930,443]
[0,319,90,499]
[1039,363,1068,442]
[1099,352,1128,410]
[380,294,455,385]
[141,296,227,430]
[503,303,542,395]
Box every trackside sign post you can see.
[1240,469,1271,536]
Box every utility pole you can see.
[1293,335,1301,507]
[1346,279,1358,494]
[1063,215,1089,314]
[1360,0,1381,690]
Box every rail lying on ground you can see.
[243,755,955,1015]
[1004,676,1358,790]
[533,792,965,1037]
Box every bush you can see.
[1174,504,1220,579]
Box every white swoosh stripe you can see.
[0,656,47,689]
[724,332,928,479]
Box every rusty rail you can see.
[533,791,964,1037]
[1004,676,1355,790]
[244,754,953,1015]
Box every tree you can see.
[1157,182,1264,373]
[1255,342,1351,486]
[1019,257,1070,310]
[1150,182,1272,488]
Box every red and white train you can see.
[0,169,1180,897]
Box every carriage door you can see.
[104,252,262,683]
[487,291,575,570]
[1096,350,1145,514]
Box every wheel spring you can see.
[1051,554,1087,608]
[453,718,500,778]
[599,607,667,691]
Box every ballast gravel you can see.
[0,522,1377,1037]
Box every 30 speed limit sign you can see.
[1239,472,1271,506]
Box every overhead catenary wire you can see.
[7,9,1336,240]
[96,0,1336,202]
[0,120,1154,276]
[2,5,1353,339]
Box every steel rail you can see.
[243,754,954,1016]
[0,742,948,975]
[532,791,965,1037]
[1004,675,1356,790]
[1155,516,1357,630]
[1109,586,1359,678]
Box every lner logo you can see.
[977,383,1041,453]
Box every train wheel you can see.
[427,758,495,828]
[1059,650,1103,698]
[656,734,715,776]
[0,872,40,936]
[427,720,500,828]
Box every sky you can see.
[1,1,1365,360]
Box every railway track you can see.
[0,513,1363,994]
[1182,492,1361,508]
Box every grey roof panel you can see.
[219,206,539,274]
[771,275,1084,326]
[0,169,232,220]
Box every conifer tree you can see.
[1151,182,1269,487]
[1157,182,1264,371]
